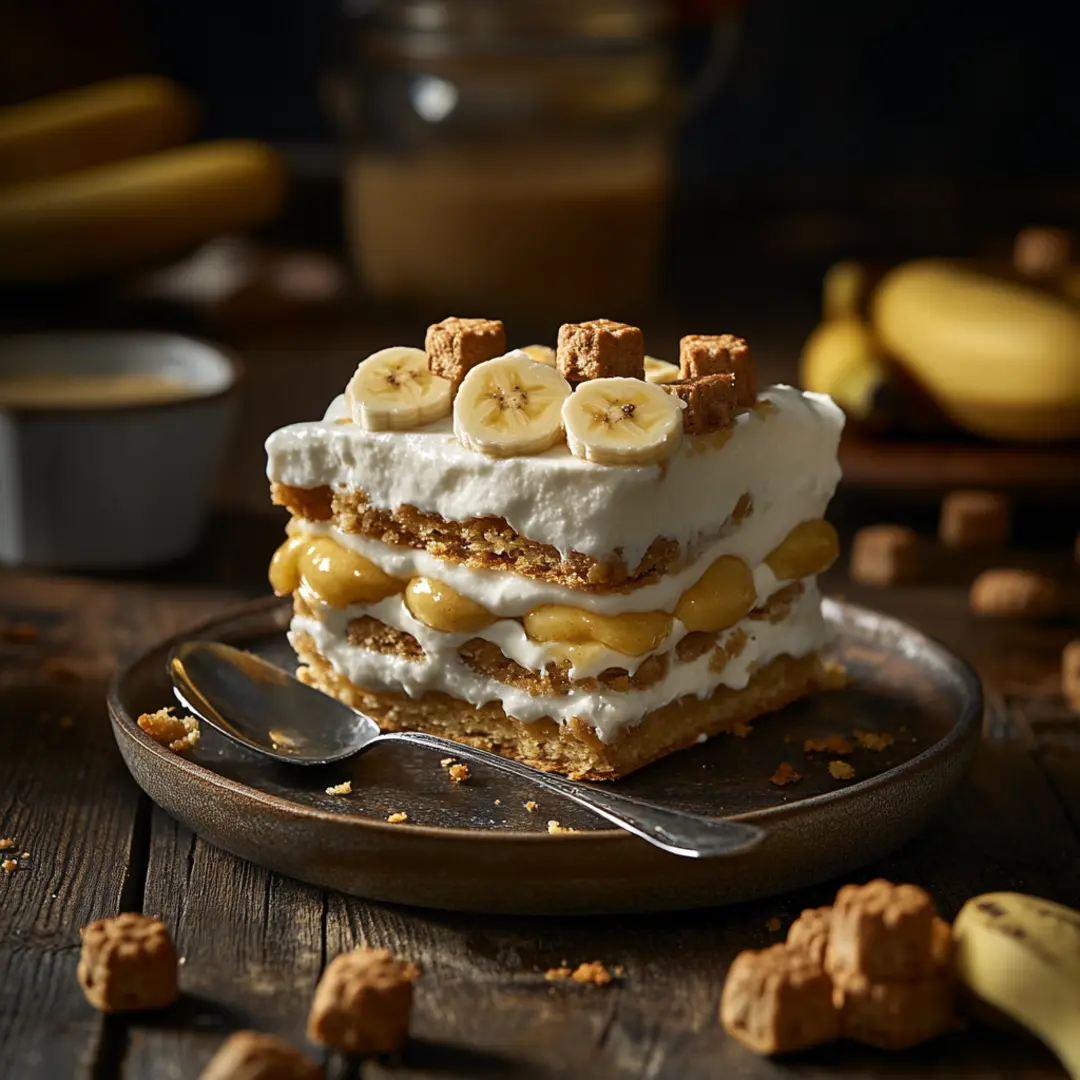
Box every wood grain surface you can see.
[2,553,1080,1079]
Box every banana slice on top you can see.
[453,351,572,457]
[346,346,451,431]
[563,377,683,466]
[644,355,681,384]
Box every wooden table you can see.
[3,531,1079,1079]
[2,309,1080,1079]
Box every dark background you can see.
[4,2,1077,209]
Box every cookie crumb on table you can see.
[829,761,856,781]
[722,879,956,1057]
[769,763,802,787]
[969,569,1060,620]
[546,962,617,986]
[2,859,16,873]
[137,707,200,753]
[0,838,14,851]
[77,914,178,1013]
[308,946,420,1056]
[387,812,408,824]
[42,657,87,682]
[547,820,576,834]
[326,781,352,796]
[720,944,839,1054]
[524,801,538,813]
[198,1030,320,1080]
[850,525,920,586]
[439,757,455,767]
[448,763,470,783]
[767,916,783,932]
[939,490,1010,551]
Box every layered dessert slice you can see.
[267,318,844,779]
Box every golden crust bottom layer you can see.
[272,482,751,590]
[292,630,826,780]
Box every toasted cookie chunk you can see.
[786,906,833,967]
[1063,641,1080,712]
[78,913,178,1013]
[833,966,955,1050]
[1013,226,1074,278]
[849,525,920,586]
[557,320,645,382]
[198,1031,321,1080]
[679,334,757,406]
[719,944,839,1055]
[662,373,738,434]
[826,880,937,981]
[426,318,506,388]
[308,947,420,1055]
[969,569,1061,620]
[939,491,1011,550]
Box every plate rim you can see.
[107,595,983,846]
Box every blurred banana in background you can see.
[801,228,1080,442]
[0,76,286,284]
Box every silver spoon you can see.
[167,641,765,859]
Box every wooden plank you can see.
[122,815,326,1079]
[0,573,240,1080]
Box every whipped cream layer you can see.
[292,580,828,742]
[267,385,844,571]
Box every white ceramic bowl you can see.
[0,332,241,568]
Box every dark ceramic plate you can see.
[107,598,981,915]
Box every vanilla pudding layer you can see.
[290,579,828,743]
[267,385,844,588]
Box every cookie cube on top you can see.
[679,334,757,407]
[556,320,645,382]
[426,317,506,389]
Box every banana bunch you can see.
[800,231,1080,441]
[954,891,1080,1078]
[0,76,285,283]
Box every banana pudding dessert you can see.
[266,318,844,779]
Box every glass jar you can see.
[331,0,727,317]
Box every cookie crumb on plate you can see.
[137,707,200,753]
[770,763,802,787]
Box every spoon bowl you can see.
[167,640,766,859]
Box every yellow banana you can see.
[822,261,873,320]
[954,892,1080,1079]
[0,76,198,187]
[872,259,1080,441]
[0,140,286,283]
[799,317,891,423]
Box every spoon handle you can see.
[376,731,764,858]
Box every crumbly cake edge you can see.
[293,631,826,780]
